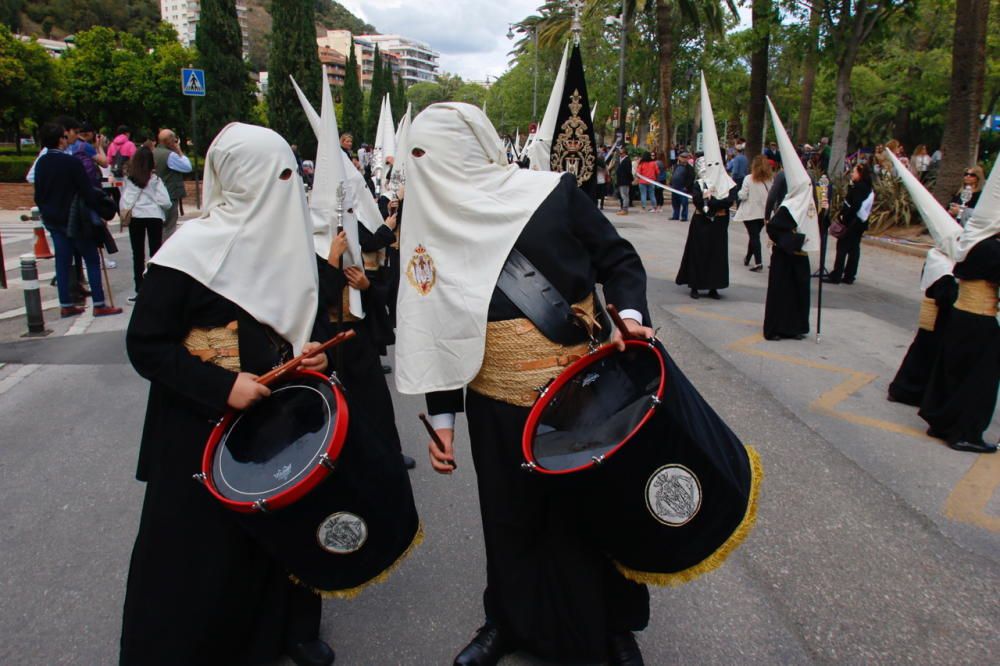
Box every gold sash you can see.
[184,321,241,371]
[329,287,360,324]
[470,295,598,407]
[917,298,938,332]
[954,280,998,317]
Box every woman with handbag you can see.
[825,163,875,285]
[734,155,773,272]
[121,147,171,300]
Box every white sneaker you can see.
[104,259,117,269]
[127,293,137,303]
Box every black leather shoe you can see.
[689,289,700,300]
[287,639,335,666]
[821,276,841,284]
[949,440,998,454]
[707,289,721,300]
[608,631,644,666]
[382,364,392,374]
[402,453,416,470]
[454,623,511,666]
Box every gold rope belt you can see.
[183,321,241,371]
[329,287,360,323]
[470,295,597,407]
[917,297,938,332]
[362,250,385,272]
[954,279,998,317]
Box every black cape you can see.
[887,275,958,406]
[675,186,733,291]
[120,266,328,665]
[919,237,1000,444]
[763,208,811,339]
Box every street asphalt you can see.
[0,206,997,665]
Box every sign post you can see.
[181,68,206,209]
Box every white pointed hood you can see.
[290,73,383,235]
[699,72,736,196]
[393,103,412,175]
[523,42,569,171]
[380,94,396,161]
[766,97,821,253]
[151,123,318,353]
[956,160,1000,263]
[309,67,364,317]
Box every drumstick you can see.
[606,304,632,339]
[257,329,356,386]
[418,413,457,469]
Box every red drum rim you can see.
[201,369,349,513]
[521,339,666,475]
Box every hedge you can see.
[0,155,37,182]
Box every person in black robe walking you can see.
[762,204,811,339]
[675,175,734,299]
[120,124,336,666]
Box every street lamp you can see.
[508,23,539,121]
[608,3,628,148]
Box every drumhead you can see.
[206,370,347,510]
[523,340,665,474]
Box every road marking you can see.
[943,455,1000,532]
[0,299,60,321]
[0,364,40,396]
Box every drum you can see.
[200,369,421,596]
[522,339,761,586]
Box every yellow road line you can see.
[943,455,1000,531]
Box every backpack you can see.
[111,151,128,178]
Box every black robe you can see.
[120,265,331,665]
[358,220,397,350]
[888,275,958,406]
[426,174,650,661]
[763,208,811,339]
[316,255,402,454]
[675,186,733,291]
[919,236,1000,444]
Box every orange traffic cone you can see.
[32,218,54,259]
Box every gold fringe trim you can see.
[917,298,938,332]
[290,522,425,600]
[614,445,763,587]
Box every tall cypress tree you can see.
[395,73,407,119]
[341,37,363,139]
[195,0,252,152]
[365,46,383,143]
[267,0,322,156]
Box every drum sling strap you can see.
[496,249,606,345]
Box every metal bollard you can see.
[20,254,50,337]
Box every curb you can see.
[861,234,931,258]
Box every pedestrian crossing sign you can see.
[181,68,206,97]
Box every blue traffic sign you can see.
[181,68,206,97]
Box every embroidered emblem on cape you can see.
[317,511,368,554]
[551,89,595,185]
[645,464,702,527]
[406,244,437,296]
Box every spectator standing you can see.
[669,151,695,220]
[727,143,749,188]
[121,147,171,300]
[615,146,633,216]
[819,137,831,172]
[733,155,773,272]
[635,151,660,212]
[33,122,122,318]
[912,145,931,182]
[595,155,609,210]
[947,166,985,223]
[153,129,193,238]
[825,162,875,285]
[107,125,137,179]
[653,150,667,211]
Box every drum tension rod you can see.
[649,395,661,407]
[534,378,555,397]
[318,453,337,471]
[591,455,606,465]
[521,461,538,472]
[253,499,270,513]
[192,472,206,484]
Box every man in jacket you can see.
[153,129,193,238]
[670,152,696,221]
[33,122,122,318]
[615,146,633,216]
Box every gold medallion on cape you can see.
[551,89,595,185]
[406,244,437,296]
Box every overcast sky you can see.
[339,1,753,82]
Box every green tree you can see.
[195,0,253,153]
[0,25,57,153]
[341,37,363,137]
[365,45,384,143]
[268,0,323,156]
[394,72,407,118]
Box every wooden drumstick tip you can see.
[257,329,357,386]
[606,303,631,339]
[418,412,457,469]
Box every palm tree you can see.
[745,0,772,159]
[933,0,990,203]
[795,0,823,146]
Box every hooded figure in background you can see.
[919,161,1000,454]
[120,123,337,666]
[675,74,737,299]
[397,102,653,665]
[761,97,822,341]
[885,150,961,406]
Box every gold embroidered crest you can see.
[551,89,595,185]
[406,245,436,296]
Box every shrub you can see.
[0,155,37,183]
